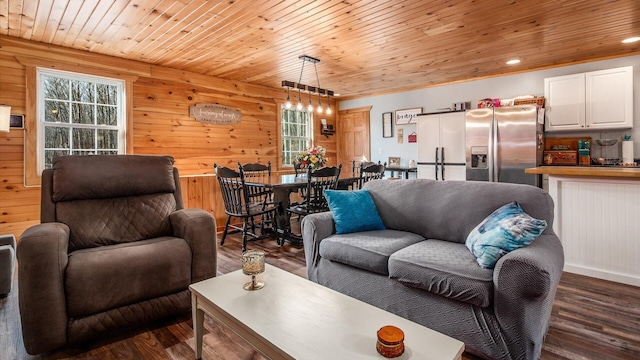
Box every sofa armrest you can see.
[17,223,70,355]
[301,212,336,270]
[493,234,564,300]
[170,208,217,283]
[492,233,564,357]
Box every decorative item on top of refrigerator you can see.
[466,104,544,187]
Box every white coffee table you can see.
[190,265,464,360]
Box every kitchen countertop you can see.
[525,166,640,178]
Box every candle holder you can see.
[242,249,265,290]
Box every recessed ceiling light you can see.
[506,59,521,65]
[622,37,640,44]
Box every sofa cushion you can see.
[319,230,425,275]
[388,240,494,307]
[324,189,385,234]
[466,201,547,269]
[65,236,192,318]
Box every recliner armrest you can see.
[17,223,70,355]
[0,234,16,248]
[170,208,217,283]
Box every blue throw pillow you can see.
[465,201,547,269]
[324,189,386,234]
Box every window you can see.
[37,69,125,172]
[281,107,313,166]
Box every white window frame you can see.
[281,106,314,167]
[36,68,126,173]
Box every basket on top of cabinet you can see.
[513,97,545,107]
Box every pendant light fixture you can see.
[285,86,292,109]
[281,55,334,114]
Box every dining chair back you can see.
[352,160,376,178]
[289,164,342,216]
[214,164,276,252]
[238,161,273,203]
[358,162,386,189]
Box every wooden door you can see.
[337,106,372,177]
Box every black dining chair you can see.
[239,161,273,203]
[352,160,376,178]
[214,164,277,252]
[238,161,274,233]
[357,162,386,189]
[287,164,342,221]
[290,160,307,214]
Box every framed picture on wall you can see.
[10,114,24,129]
[395,107,422,125]
[382,112,392,138]
[388,157,401,166]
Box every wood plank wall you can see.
[0,35,337,238]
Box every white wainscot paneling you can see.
[549,176,640,286]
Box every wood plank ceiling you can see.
[1,0,640,98]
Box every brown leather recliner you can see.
[17,155,217,355]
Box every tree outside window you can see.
[38,69,125,171]
[281,107,313,166]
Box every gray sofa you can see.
[17,155,217,355]
[302,179,564,360]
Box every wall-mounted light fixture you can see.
[0,105,11,133]
[282,55,334,115]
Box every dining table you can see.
[244,173,359,244]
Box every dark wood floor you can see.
[2,230,640,360]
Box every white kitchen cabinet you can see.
[416,111,466,181]
[545,66,633,131]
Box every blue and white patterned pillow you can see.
[465,201,547,269]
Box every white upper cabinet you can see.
[545,66,633,131]
[585,67,634,129]
[544,73,585,130]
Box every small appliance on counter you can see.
[543,137,592,166]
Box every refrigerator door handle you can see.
[492,118,499,182]
[487,119,494,182]
[441,147,445,181]
[435,147,439,180]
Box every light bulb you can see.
[297,100,303,110]
[326,104,332,115]
[285,95,292,109]
[317,104,323,114]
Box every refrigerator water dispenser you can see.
[470,146,488,168]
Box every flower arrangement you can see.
[296,145,327,171]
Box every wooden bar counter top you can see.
[525,166,640,178]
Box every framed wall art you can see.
[382,112,393,138]
[10,114,24,129]
[395,107,422,125]
[388,157,401,166]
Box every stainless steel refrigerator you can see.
[465,104,544,186]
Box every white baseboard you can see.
[564,263,640,287]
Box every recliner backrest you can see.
[41,155,182,251]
